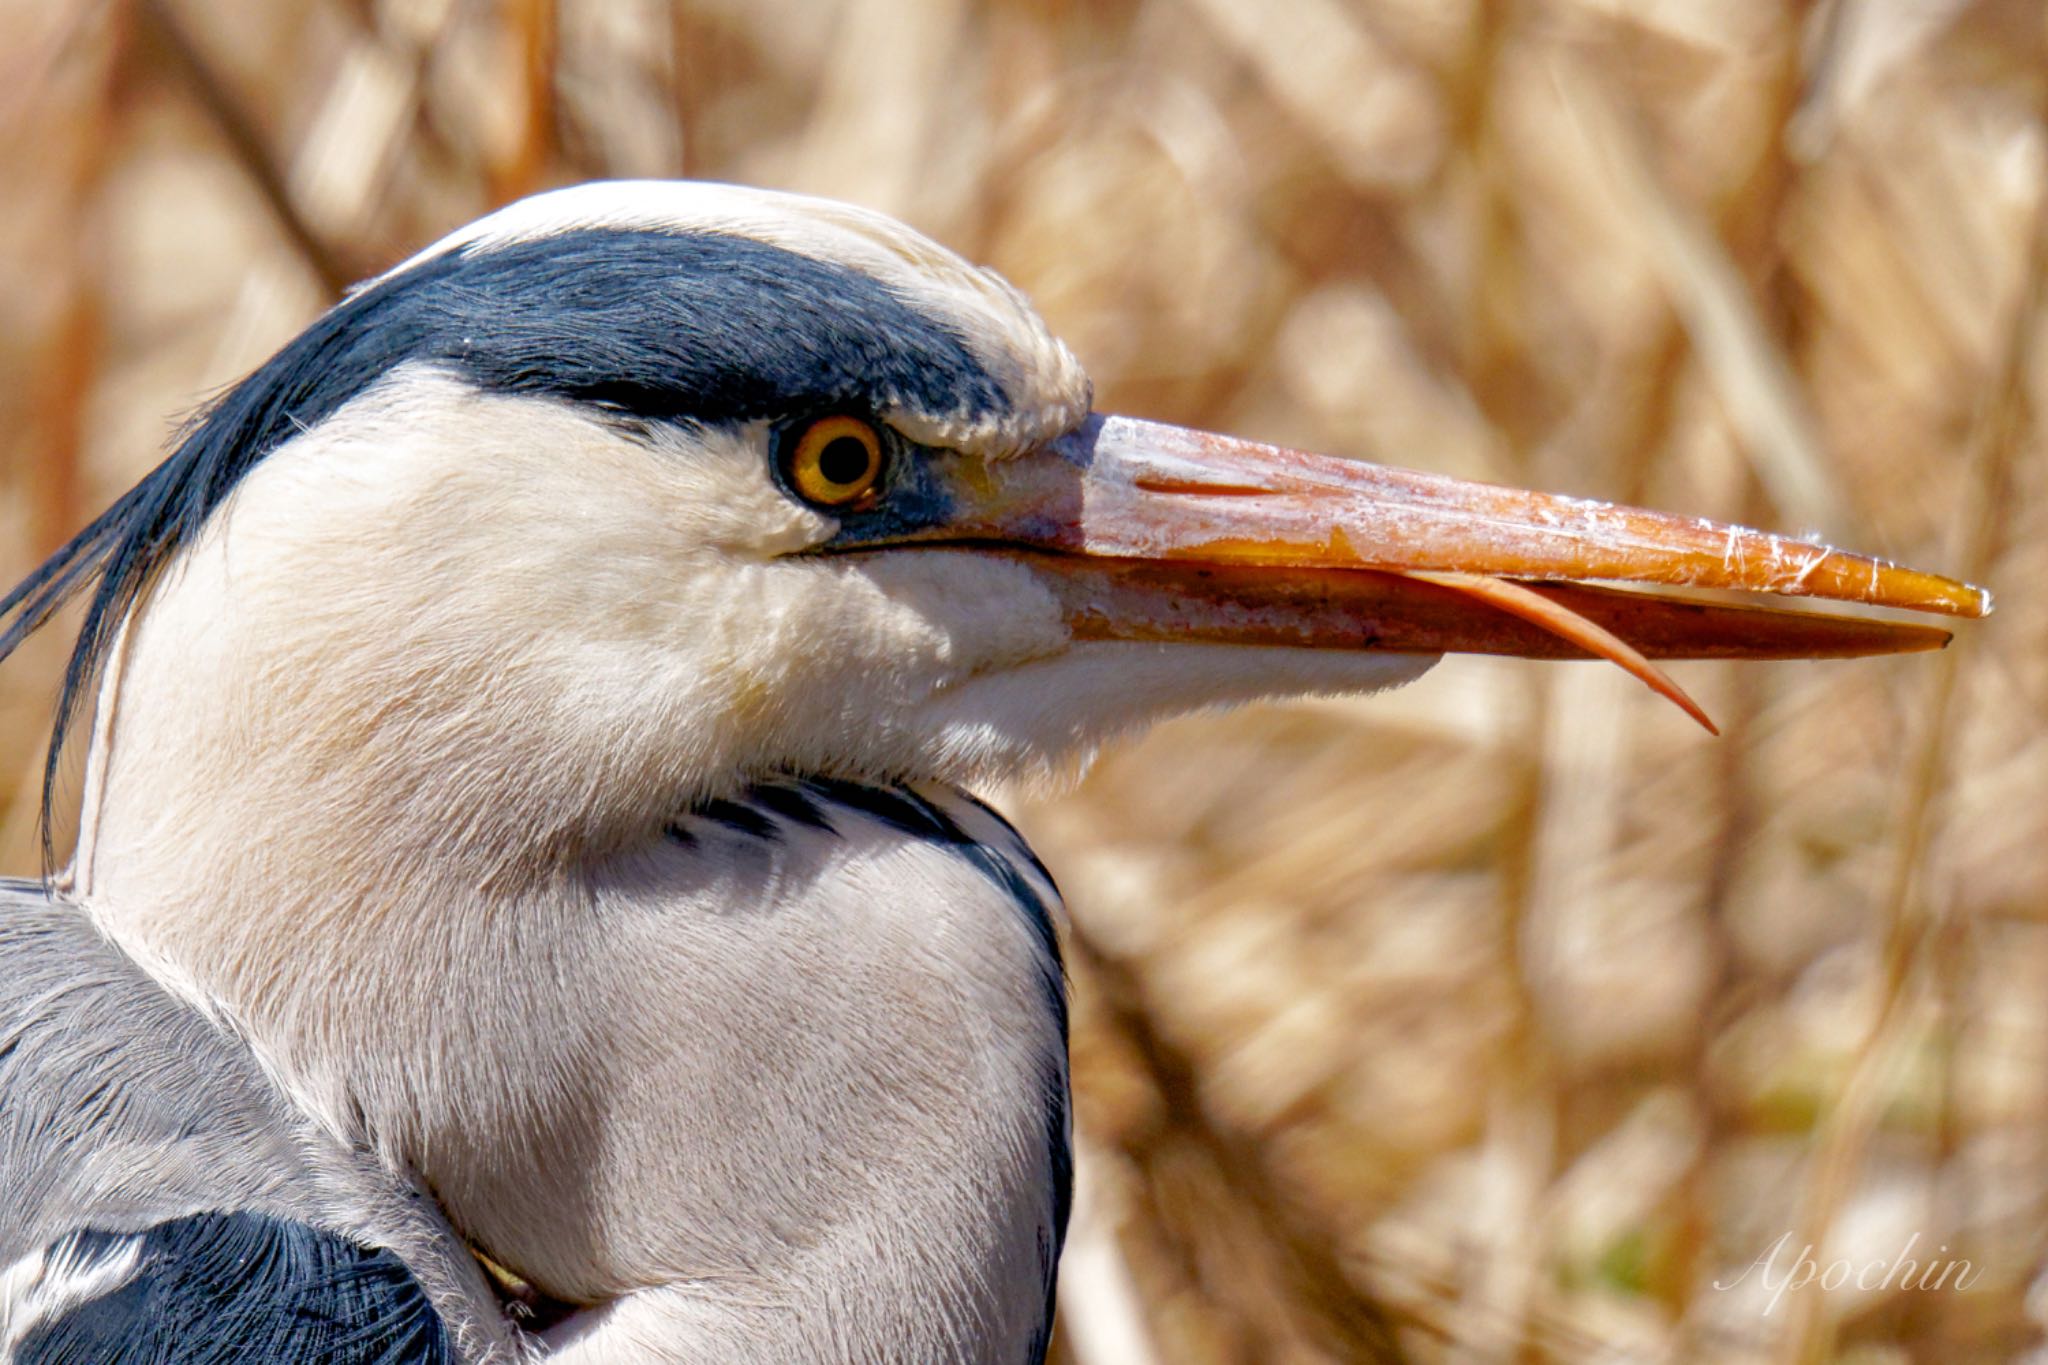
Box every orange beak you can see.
[885,414,1990,732]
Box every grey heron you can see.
[0,181,1987,1363]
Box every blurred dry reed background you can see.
[0,0,2042,1359]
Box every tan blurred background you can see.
[1,0,2042,1360]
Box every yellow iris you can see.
[786,416,885,509]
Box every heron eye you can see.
[785,416,886,509]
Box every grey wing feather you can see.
[0,880,520,1363]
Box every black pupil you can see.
[817,435,873,486]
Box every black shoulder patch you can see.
[690,796,784,842]
[747,783,836,832]
[0,226,1009,866]
[798,777,954,841]
[14,1212,452,1365]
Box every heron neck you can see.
[80,641,1069,1361]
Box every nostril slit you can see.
[1131,478,1277,497]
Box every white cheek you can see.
[692,552,1073,772]
[847,552,1070,679]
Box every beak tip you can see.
[1918,576,1991,619]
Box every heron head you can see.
[9,181,1984,867]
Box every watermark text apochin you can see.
[1715,1232,1979,1316]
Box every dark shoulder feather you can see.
[12,1212,452,1365]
